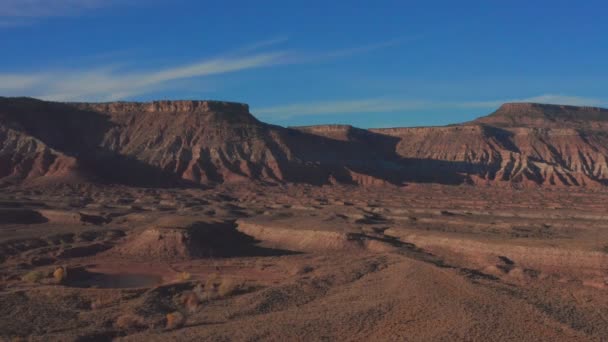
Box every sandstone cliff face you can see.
[0,98,395,186]
[368,103,608,187]
[0,126,80,183]
[1,98,607,187]
[83,100,278,184]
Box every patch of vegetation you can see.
[47,233,75,245]
[53,266,67,284]
[178,271,191,281]
[180,292,201,313]
[22,270,45,283]
[165,311,185,330]
[115,314,147,331]
[218,278,245,297]
[205,272,220,292]
[295,265,314,275]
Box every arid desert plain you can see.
[1,98,608,341]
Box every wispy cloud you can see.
[0,0,127,27]
[0,0,111,17]
[0,18,33,27]
[234,36,290,54]
[0,36,408,101]
[0,74,46,91]
[286,35,421,64]
[255,94,605,119]
[323,37,415,59]
[0,51,287,101]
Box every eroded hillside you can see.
[1,98,608,187]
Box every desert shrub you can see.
[255,259,272,271]
[91,297,114,310]
[205,273,220,291]
[165,311,185,330]
[91,299,102,310]
[293,265,314,275]
[178,271,191,281]
[22,270,45,283]
[115,314,146,331]
[218,278,245,297]
[181,291,201,313]
[193,283,204,297]
[53,266,67,283]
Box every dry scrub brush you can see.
[115,314,146,331]
[205,272,220,292]
[180,291,201,313]
[218,278,245,297]
[166,311,186,330]
[22,270,45,283]
[53,266,67,284]
[91,296,115,310]
[178,271,191,281]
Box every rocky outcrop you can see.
[0,126,81,184]
[236,220,400,253]
[1,97,608,187]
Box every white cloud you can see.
[0,74,46,90]
[0,0,130,27]
[0,52,287,101]
[285,36,421,65]
[0,0,111,18]
[0,36,412,102]
[255,94,605,119]
[0,18,32,27]
[323,38,411,59]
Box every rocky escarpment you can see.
[1,97,608,187]
[0,97,398,187]
[368,103,608,187]
[474,102,608,129]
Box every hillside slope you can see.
[369,103,608,187]
[1,98,607,187]
[0,98,398,187]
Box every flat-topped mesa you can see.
[292,124,354,139]
[370,125,487,136]
[3,96,608,188]
[473,102,608,129]
[498,102,607,113]
[291,124,382,142]
[0,97,256,125]
[293,124,354,132]
[72,100,250,115]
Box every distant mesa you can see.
[74,100,250,115]
[1,96,608,188]
[473,102,608,129]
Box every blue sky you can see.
[0,0,606,127]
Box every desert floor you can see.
[1,183,607,341]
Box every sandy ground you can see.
[1,183,607,341]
